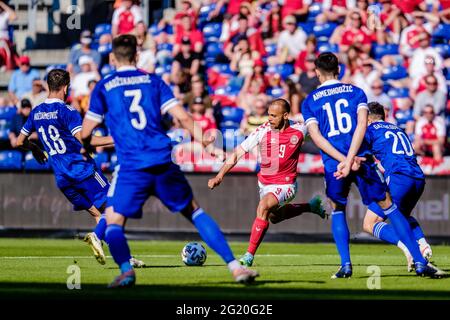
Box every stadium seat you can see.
[24,151,51,171]
[0,106,17,120]
[214,85,240,96]
[101,64,115,77]
[97,43,112,56]
[219,107,245,129]
[313,23,337,39]
[307,3,323,22]
[381,65,408,81]
[155,64,172,77]
[211,63,235,76]
[267,64,294,80]
[157,43,174,52]
[45,64,67,76]
[198,4,225,28]
[265,43,277,57]
[267,86,284,98]
[432,24,450,40]
[221,128,245,151]
[109,153,118,171]
[205,42,223,58]
[94,24,112,40]
[202,23,222,42]
[0,119,12,141]
[372,44,399,60]
[338,63,346,80]
[0,151,23,171]
[434,44,450,59]
[318,43,339,53]
[297,22,315,34]
[387,87,410,98]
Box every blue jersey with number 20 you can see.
[301,80,369,172]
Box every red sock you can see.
[247,217,269,255]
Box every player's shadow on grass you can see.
[213,279,326,286]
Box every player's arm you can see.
[208,146,247,190]
[16,133,47,164]
[335,108,368,179]
[74,131,114,147]
[307,122,346,163]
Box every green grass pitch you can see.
[1,239,449,300]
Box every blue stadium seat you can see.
[202,23,222,42]
[45,64,67,76]
[381,65,408,81]
[93,152,109,170]
[313,23,337,39]
[155,64,172,76]
[157,43,174,52]
[0,151,23,171]
[444,67,450,81]
[308,2,323,20]
[338,63,346,80]
[101,64,115,77]
[318,43,339,53]
[267,64,294,80]
[219,107,245,129]
[221,128,245,151]
[214,86,239,96]
[432,24,450,40]
[297,22,315,34]
[0,119,11,141]
[0,106,17,120]
[267,87,284,98]
[97,42,112,56]
[372,44,399,60]
[109,153,118,171]
[387,87,409,98]
[265,43,277,57]
[434,44,450,59]
[206,42,223,58]
[211,63,235,76]
[24,151,51,171]
[198,4,225,28]
[94,24,112,40]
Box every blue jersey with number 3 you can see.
[302,80,369,171]
[20,98,95,187]
[87,67,178,170]
[365,121,424,180]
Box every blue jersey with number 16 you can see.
[302,80,370,171]
[87,67,178,170]
[20,98,95,187]
[365,121,424,180]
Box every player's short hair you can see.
[368,102,385,120]
[47,69,70,92]
[112,34,137,63]
[269,98,291,114]
[315,52,339,76]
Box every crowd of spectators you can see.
[1,0,450,171]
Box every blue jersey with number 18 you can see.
[302,79,370,171]
[87,67,179,170]
[20,98,95,187]
[365,121,424,180]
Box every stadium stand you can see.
[0,0,449,175]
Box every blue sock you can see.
[373,222,399,245]
[105,224,132,273]
[331,211,351,266]
[384,204,427,264]
[191,208,235,264]
[407,216,426,242]
[94,214,107,241]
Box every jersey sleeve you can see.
[20,111,34,136]
[86,82,106,123]
[64,107,83,136]
[240,125,265,152]
[356,88,368,113]
[301,96,318,127]
[159,78,179,114]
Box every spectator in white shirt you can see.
[276,15,306,64]
[71,55,100,110]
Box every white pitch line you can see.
[0,254,335,259]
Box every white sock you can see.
[397,241,410,257]
[418,238,428,247]
[227,260,241,273]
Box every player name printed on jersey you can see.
[241,121,306,185]
[104,74,151,91]
[312,84,353,101]
[34,110,58,120]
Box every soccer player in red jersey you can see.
[208,98,327,266]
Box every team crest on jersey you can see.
[290,135,299,145]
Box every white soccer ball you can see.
[181,242,207,266]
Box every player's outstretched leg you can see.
[240,194,278,267]
[379,197,444,278]
[330,209,352,279]
[105,209,135,288]
[85,207,106,265]
[182,203,259,284]
[407,216,432,260]
[269,195,327,224]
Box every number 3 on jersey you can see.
[125,89,147,130]
[322,99,351,137]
